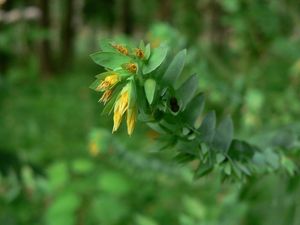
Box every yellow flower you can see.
[99,89,113,104]
[112,89,129,133]
[112,44,129,55]
[96,74,119,91]
[126,107,137,136]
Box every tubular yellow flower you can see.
[99,89,113,104]
[96,74,119,91]
[126,108,137,136]
[112,90,129,133]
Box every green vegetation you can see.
[0,1,300,225]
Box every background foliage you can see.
[0,0,300,225]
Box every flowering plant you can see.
[90,39,297,180]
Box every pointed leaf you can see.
[144,44,151,60]
[194,162,214,178]
[144,79,156,104]
[100,39,117,52]
[163,49,186,86]
[176,74,199,110]
[174,152,195,164]
[89,79,102,91]
[143,46,168,74]
[182,93,205,128]
[228,139,256,161]
[212,116,234,153]
[147,122,167,134]
[198,111,216,143]
[90,52,131,69]
[128,79,137,108]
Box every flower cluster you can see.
[90,41,150,135]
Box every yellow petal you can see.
[112,90,129,133]
[112,109,122,133]
[99,90,113,104]
[127,108,136,136]
[97,74,120,91]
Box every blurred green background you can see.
[1,0,300,224]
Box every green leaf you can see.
[176,74,199,110]
[174,152,195,164]
[146,122,168,134]
[194,162,214,178]
[89,79,102,91]
[281,156,297,175]
[95,71,114,79]
[21,166,35,190]
[97,171,131,195]
[182,93,205,128]
[128,79,137,108]
[231,162,242,179]
[198,111,216,144]
[163,49,186,86]
[100,39,117,52]
[212,116,234,153]
[235,162,251,176]
[47,192,80,215]
[47,162,69,190]
[224,163,231,175]
[71,158,94,174]
[264,149,280,169]
[144,78,156,104]
[143,45,168,74]
[92,196,128,224]
[139,40,145,49]
[90,52,131,69]
[216,153,225,164]
[144,43,151,60]
[182,196,206,220]
[228,139,256,161]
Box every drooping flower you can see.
[112,81,137,135]
[126,107,137,136]
[112,88,129,133]
[96,74,120,91]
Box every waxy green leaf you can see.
[143,46,168,74]
[163,49,186,87]
[212,116,234,153]
[144,79,156,104]
[176,74,199,110]
[90,52,131,69]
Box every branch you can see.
[89,39,298,180]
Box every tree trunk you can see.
[122,0,133,35]
[60,0,75,69]
[39,0,53,76]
